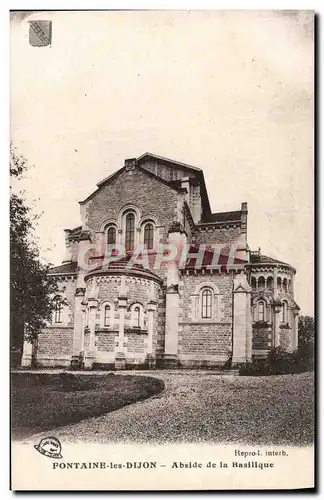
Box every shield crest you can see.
[29,20,52,47]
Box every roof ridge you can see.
[137,152,202,172]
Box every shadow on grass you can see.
[11,372,165,440]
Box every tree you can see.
[10,144,60,365]
[298,315,315,369]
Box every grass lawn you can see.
[191,372,315,445]
[11,372,164,440]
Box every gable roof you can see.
[202,210,242,224]
[137,152,202,172]
[137,152,211,217]
[185,246,248,269]
[80,161,186,205]
[79,152,212,217]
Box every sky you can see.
[10,10,314,315]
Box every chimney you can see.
[124,158,137,171]
[241,201,248,213]
[241,202,248,236]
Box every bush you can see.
[239,346,314,376]
[238,358,270,376]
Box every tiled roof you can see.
[48,262,78,275]
[250,253,294,269]
[85,254,162,281]
[185,246,247,269]
[202,210,242,223]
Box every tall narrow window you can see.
[144,222,154,249]
[125,213,135,251]
[104,305,111,327]
[283,278,288,292]
[107,226,116,245]
[54,299,63,323]
[134,306,140,327]
[258,301,265,322]
[258,276,265,290]
[201,288,212,319]
[266,276,274,289]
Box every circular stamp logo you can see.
[34,436,63,459]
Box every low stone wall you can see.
[178,353,229,368]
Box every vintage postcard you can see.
[10,10,314,491]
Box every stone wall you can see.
[179,323,232,362]
[252,326,271,352]
[83,167,184,244]
[194,225,244,246]
[178,273,233,366]
[87,273,161,360]
[56,277,76,326]
[179,273,233,321]
[279,327,292,350]
[36,277,76,367]
[95,329,116,352]
[36,327,74,367]
[125,332,145,354]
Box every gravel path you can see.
[20,371,314,446]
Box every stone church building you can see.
[22,153,300,369]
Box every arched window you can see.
[53,296,64,324]
[258,276,265,290]
[251,277,256,290]
[191,283,220,321]
[134,306,140,327]
[130,303,144,328]
[201,288,213,319]
[100,302,114,328]
[277,277,282,289]
[257,301,265,322]
[107,226,116,245]
[104,305,111,327]
[283,278,288,292]
[144,222,154,250]
[282,301,288,323]
[266,276,273,289]
[125,213,135,251]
